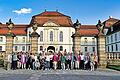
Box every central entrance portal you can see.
[47,46,55,53]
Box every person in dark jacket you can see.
[12,53,18,70]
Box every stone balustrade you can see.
[107,53,120,65]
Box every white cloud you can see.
[12,8,32,14]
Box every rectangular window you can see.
[92,47,95,52]
[115,34,117,41]
[15,46,17,51]
[22,46,25,51]
[119,32,120,40]
[84,38,87,43]
[15,37,18,42]
[23,37,25,42]
[0,46,2,51]
[111,45,113,52]
[85,47,87,52]
[116,44,118,51]
[111,35,113,42]
[28,46,30,51]
[92,38,95,44]
[0,37,3,42]
[108,46,109,52]
[107,36,109,43]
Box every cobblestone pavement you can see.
[0,68,120,80]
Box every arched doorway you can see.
[47,46,55,53]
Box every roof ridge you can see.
[81,25,96,26]
[104,17,119,22]
[33,11,70,18]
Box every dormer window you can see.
[84,38,87,43]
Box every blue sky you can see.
[0,0,120,24]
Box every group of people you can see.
[7,51,98,71]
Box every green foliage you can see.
[0,59,4,67]
[107,65,120,71]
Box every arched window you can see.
[59,31,63,42]
[15,46,17,51]
[50,31,53,41]
[40,46,43,51]
[60,46,63,51]
[40,31,43,41]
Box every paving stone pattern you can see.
[0,69,120,80]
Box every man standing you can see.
[90,54,95,71]
[45,54,51,70]
[76,53,81,69]
[21,52,26,69]
[53,53,58,70]
[57,52,61,69]
[12,53,18,70]
[80,53,85,70]
[61,53,66,70]
[66,53,71,70]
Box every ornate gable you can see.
[43,21,59,27]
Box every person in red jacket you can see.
[53,53,58,70]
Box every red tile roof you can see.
[78,25,99,36]
[80,25,97,29]
[30,11,73,27]
[34,11,69,17]
[103,18,119,28]
[79,29,99,36]
[0,24,28,35]
[105,18,119,22]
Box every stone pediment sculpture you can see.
[72,19,81,37]
[73,19,81,29]
[43,21,59,27]
[30,21,40,37]
[96,20,104,34]
[5,19,15,37]
[6,18,14,30]
[32,21,38,32]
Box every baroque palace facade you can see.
[0,11,120,67]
